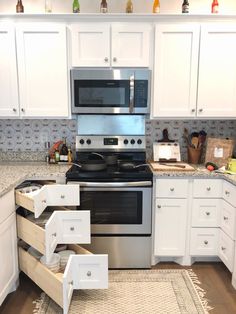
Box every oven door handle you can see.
[71,181,152,187]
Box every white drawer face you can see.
[223,181,236,207]
[221,200,236,240]
[15,184,80,218]
[191,199,220,227]
[190,228,219,256]
[193,179,222,198]
[17,210,91,260]
[155,179,188,198]
[19,245,108,314]
[218,230,234,272]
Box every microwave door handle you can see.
[129,74,135,113]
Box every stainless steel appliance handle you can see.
[129,74,135,113]
[70,181,152,187]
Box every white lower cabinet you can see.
[15,182,108,314]
[218,229,235,272]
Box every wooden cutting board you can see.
[150,162,195,171]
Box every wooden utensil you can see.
[191,136,199,149]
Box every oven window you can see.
[74,80,129,108]
[78,191,143,224]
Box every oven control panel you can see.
[76,135,146,151]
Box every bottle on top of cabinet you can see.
[152,0,160,13]
[100,0,108,13]
[73,0,80,13]
[60,138,69,162]
[126,0,133,13]
[16,0,24,13]
[182,0,189,13]
[45,0,52,12]
[211,0,219,13]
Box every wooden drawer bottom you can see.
[18,244,108,314]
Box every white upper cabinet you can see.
[198,24,236,118]
[152,24,199,118]
[0,24,19,117]
[16,24,69,118]
[70,23,151,67]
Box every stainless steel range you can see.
[66,134,152,268]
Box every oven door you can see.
[71,69,150,114]
[69,181,152,235]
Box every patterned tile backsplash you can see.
[0,119,236,162]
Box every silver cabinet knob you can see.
[21,108,25,112]
[206,187,211,191]
[198,108,203,113]
[191,108,195,113]
[113,57,117,62]
[223,216,228,220]
[42,199,47,204]
[221,246,226,251]
[104,57,109,62]
[205,212,210,216]
[52,232,57,237]
[204,240,208,245]
[13,108,17,112]
[87,271,92,277]
[70,226,75,231]
[225,190,230,195]
[170,188,174,192]
[68,280,73,286]
[157,205,161,209]
[61,195,65,199]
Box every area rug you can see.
[33,269,212,314]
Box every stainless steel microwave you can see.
[71,69,151,114]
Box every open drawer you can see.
[18,244,108,314]
[17,210,90,261]
[15,184,80,218]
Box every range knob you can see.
[86,139,91,145]
[130,139,135,145]
[123,139,129,145]
[137,139,142,145]
[79,139,85,145]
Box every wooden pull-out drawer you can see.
[15,184,80,218]
[155,179,188,198]
[191,199,220,227]
[221,200,236,240]
[190,228,219,256]
[18,244,108,314]
[17,210,90,261]
[193,179,222,198]
[218,229,234,272]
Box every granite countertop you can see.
[0,162,71,197]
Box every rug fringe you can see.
[32,292,46,314]
[187,269,214,313]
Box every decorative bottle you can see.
[45,0,52,13]
[100,0,108,13]
[126,0,133,13]
[16,0,24,13]
[211,0,219,13]
[60,138,69,162]
[152,0,160,13]
[182,0,189,13]
[73,0,80,13]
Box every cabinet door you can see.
[152,24,199,118]
[16,24,69,117]
[0,24,19,117]
[154,199,188,256]
[0,213,18,305]
[71,23,110,67]
[198,24,236,118]
[111,24,151,67]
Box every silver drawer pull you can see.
[113,57,117,62]
[221,246,226,251]
[42,199,47,203]
[52,232,57,237]
[70,227,75,231]
[104,57,108,62]
[225,190,230,195]
[61,195,65,199]
[205,212,210,216]
[87,271,92,277]
[223,216,228,220]
[157,205,161,209]
[204,240,208,245]
[206,187,211,191]
[68,280,73,286]
[170,188,174,192]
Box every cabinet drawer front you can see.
[190,228,219,256]
[221,200,236,240]
[191,199,220,227]
[155,179,188,198]
[15,184,80,218]
[218,230,235,272]
[193,179,222,198]
[0,189,15,225]
[223,181,236,207]
[17,210,90,260]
